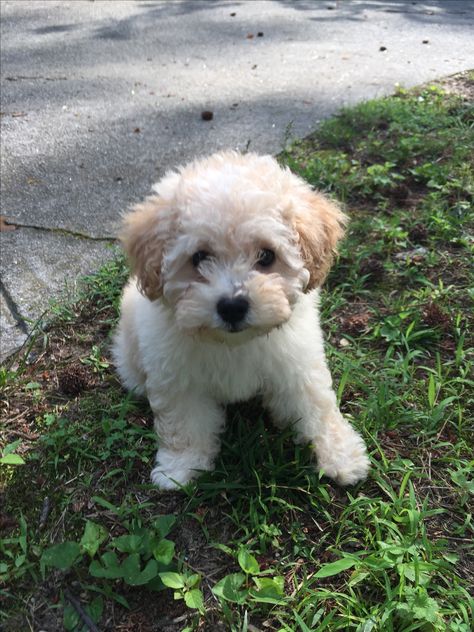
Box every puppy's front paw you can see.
[315,427,370,486]
[150,447,214,490]
[151,466,195,490]
[318,452,370,486]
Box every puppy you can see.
[112,151,369,490]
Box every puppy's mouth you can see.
[226,323,247,333]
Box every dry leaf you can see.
[0,216,16,232]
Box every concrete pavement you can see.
[1,0,474,360]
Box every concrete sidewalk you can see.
[1,0,473,360]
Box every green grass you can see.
[1,75,473,631]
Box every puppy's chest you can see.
[191,345,267,403]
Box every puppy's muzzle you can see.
[217,296,249,330]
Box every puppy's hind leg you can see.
[149,392,226,490]
[112,284,147,396]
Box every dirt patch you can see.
[438,71,474,101]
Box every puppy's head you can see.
[121,151,346,342]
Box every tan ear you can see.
[120,195,174,300]
[293,189,347,290]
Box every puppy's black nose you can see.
[217,296,249,326]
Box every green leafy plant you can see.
[0,440,25,466]
[160,571,205,614]
[212,547,286,607]
[41,516,177,595]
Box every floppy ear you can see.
[293,189,347,290]
[120,196,174,300]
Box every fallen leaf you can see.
[341,312,371,334]
[57,364,92,396]
[391,183,411,203]
[0,513,17,531]
[360,255,384,281]
[394,247,428,262]
[0,216,16,232]
[72,499,86,513]
[246,33,254,39]
[12,111,27,117]
[422,302,451,330]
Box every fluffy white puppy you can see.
[112,151,369,490]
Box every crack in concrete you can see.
[10,222,117,242]
[0,278,28,334]
[4,75,69,81]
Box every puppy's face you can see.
[121,152,346,342]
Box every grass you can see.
[1,73,473,631]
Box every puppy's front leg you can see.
[266,370,369,486]
[304,391,370,486]
[148,392,225,490]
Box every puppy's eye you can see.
[191,250,210,267]
[257,249,275,267]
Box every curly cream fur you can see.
[112,151,369,489]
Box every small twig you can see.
[38,497,52,531]
[435,417,449,442]
[62,475,81,487]
[1,411,29,425]
[309,514,324,532]
[51,506,68,542]
[64,590,100,632]
[5,429,39,440]
[155,611,191,626]
[173,612,191,624]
